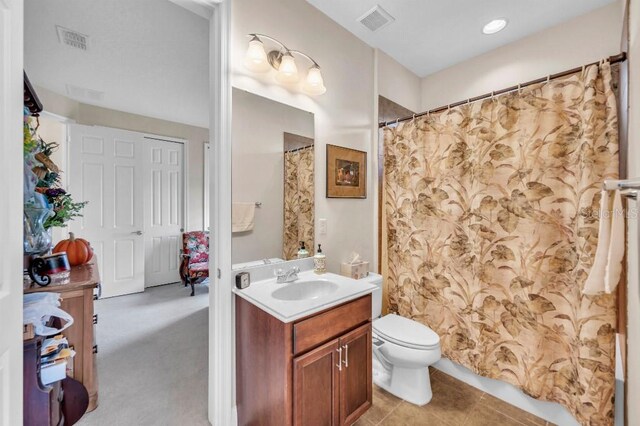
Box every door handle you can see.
[336,347,342,371]
[131,230,143,236]
[342,344,349,367]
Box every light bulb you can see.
[302,66,326,96]
[482,18,508,35]
[276,52,299,84]
[244,37,270,73]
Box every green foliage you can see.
[23,122,38,155]
[44,192,88,229]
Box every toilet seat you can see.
[373,314,440,350]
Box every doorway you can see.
[5,0,232,424]
[68,124,186,298]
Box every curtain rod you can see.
[285,144,314,153]
[379,52,627,128]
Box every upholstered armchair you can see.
[179,231,209,296]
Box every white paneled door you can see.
[0,0,24,424]
[68,126,185,297]
[143,137,184,287]
[69,124,146,298]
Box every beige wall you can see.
[231,88,314,264]
[36,86,209,231]
[420,2,625,110]
[232,0,376,273]
[377,50,421,113]
[626,0,639,421]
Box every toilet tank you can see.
[360,273,383,319]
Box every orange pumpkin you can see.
[53,232,94,266]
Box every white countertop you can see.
[232,270,376,323]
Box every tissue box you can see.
[340,261,369,279]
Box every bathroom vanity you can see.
[234,270,375,426]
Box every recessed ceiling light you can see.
[482,18,508,35]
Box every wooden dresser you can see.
[25,258,100,411]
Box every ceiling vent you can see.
[358,5,395,32]
[66,84,104,102]
[56,25,90,51]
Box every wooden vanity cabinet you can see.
[236,294,372,426]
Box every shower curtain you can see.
[383,62,619,425]
[283,146,315,260]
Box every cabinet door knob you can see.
[336,347,342,372]
[342,344,349,367]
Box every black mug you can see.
[28,252,71,287]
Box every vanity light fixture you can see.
[244,33,326,96]
[482,18,508,35]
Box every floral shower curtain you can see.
[283,146,315,260]
[383,62,619,425]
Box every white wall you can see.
[231,88,314,264]
[421,2,625,110]
[377,50,421,113]
[626,0,640,422]
[232,0,375,273]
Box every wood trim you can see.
[618,4,629,424]
[338,323,372,426]
[235,296,293,426]
[292,338,340,426]
[377,129,384,274]
[293,295,371,355]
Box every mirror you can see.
[231,88,315,269]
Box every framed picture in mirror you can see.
[326,144,366,198]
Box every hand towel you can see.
[605,190,624,292]
[583,190,624,294]
[232,202,255,233]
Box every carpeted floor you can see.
[78,282,210,426]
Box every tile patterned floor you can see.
[354,368,553,426]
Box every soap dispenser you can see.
[314,244,326,274]
[297,241,309,259]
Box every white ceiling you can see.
[306,0,617,77]
[24,0,210,128]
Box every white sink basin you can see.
[272,280,339,301]
[233,270,377,322]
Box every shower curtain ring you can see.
[517,84,521,94]
[546,75,551,83]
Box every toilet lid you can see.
[373,314,440,349]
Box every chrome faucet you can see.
[275,266,300,284]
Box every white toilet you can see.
[364,273,441,406]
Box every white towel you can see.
[583,190,624,294]
[232,202,255,233]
